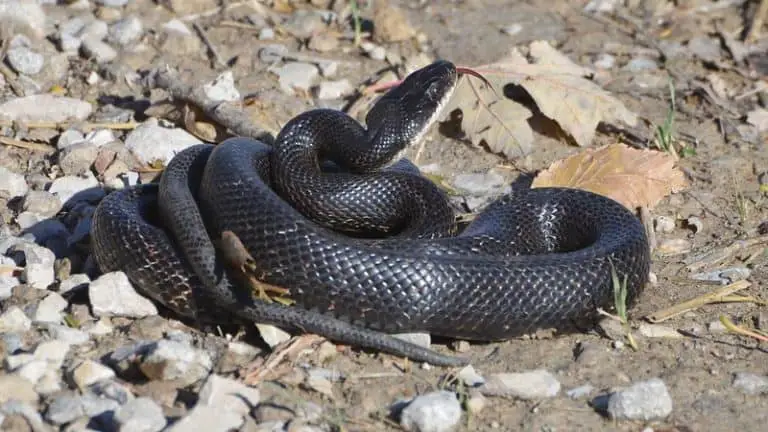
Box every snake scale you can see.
[90,60,651,366]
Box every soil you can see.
[2,0,768,431]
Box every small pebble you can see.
[108,15,143,46]
[399,391,462,432]
[0,166,29,199]
[480,370,561,399]
[654,215,676,233]
[566,384,595,399]
[113,397,168,432]
[315,79,353,100]
[10,242,56,289]
[198,374,261,416]
[202,71,240,103]
[0,94,92,123]
[47,323,90,345]
[33,292,68,323]
[732,372,768,395]
[89,271,158,318]
[166,404,243,432]
[637,323,683,339]
[48,173,103,206]
[124,118,203,166]
[606,378,673,421]
[274,62,319,95]
[6,46,44,75]
[70,359,116,390]
[81,38,118,63]
[255,324,291,348]
[139,340,212,386]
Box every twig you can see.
[0,136,56,153]
[148,66,274,144]
[640,206,657,253]
[682,235,768,272]
[645,280,751,323]
[243,334,325,385]
[0,120,139,131]
[192,22,226,69]
[720,315,768,342]
[746,0,768,42]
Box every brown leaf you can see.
[531,144,689,210]
[442,41,638,157]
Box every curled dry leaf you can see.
[531,144,689,210]
[440,41,638,158]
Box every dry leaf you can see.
[531,144,689,210]
[442,41,638,158]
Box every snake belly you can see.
[90,60,651,365]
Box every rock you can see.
[59,142,100,176]
[202,71,240,103]
[46,393,85,425]
[623,57,658,72]
[656,238,691,256]
[85,317,113,336]
[10,242,56,289]
[373,3,416,43]
[124,118,203,166]
[0,95,92,123]
[399,391,461,432]
[0,1,47,40]
[33,292,68,323]
[457,365,485,387]
[6,46,44,75]
[392,333,431,349]
[47,324,89,345]
[0,306,31,333]
[360,42,386,61]
[255,324,291,348]
[70,360,116,390]
[480,370,561,399]
[32,340,70,369]
[0,400,48,432]
[606,378,672,421]
[166,404,243,432]
[90,380,134,404]
[566,384,595,399]
[198,374,260,416]
[0,166,29,199]
[452,171,507,195]
[315,79,353,100]
[688,36,721,63]
[89,271,158,318]
[0,375,38,405]
[274,62,319,95]
[81,38,118,63]
[59,273,91,294]
[113,397,167,432]
[48,172,103,206]
[732,372,768,395]
[97,0,132,6]
[139,340,212,386]
[465,390,486,415]
[0,275,17,299]
[637,323,683,339]
[308,33,339,52]
[22,191,62,217]
[258,27,274,40]
[594,53,616,69]
[108,15,143,46]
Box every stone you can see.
[732,372,768,395]
[89,271,158,318]
[59,142,100,176]
[6,46,44,75]
[255,324,291,348]
[113,397,167,432]
[399,391,461,432]
[0,166,29,199]
[139,340,212,386]
[274,62,319,95]
[606,378,672,421]
[315,79,353,100]
[58,273,91,294]
[48,173,103,206]
[0,1,47,40]
[81,38,118,63]
[124,118,203,166]
[202,71,240,102]
[480,370,561,399]
[47,324,89,345]
[22,191,62,217]
[166,404,243,432]
[108,15,143,46]
[10,242,56,289]
[198,375,259,416]
[71,360,116,390]
[33,292,68,323]
[0,306,32,333]
[0,95,92,123]
[0,375,38,405]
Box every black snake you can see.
[90,60,651,366]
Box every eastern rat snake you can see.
[90,60,650,366]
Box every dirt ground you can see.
[2,0,768,431]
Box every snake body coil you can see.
[91,61,650,366]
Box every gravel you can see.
[89,271,159,318]
[399,391,462,432]
[605,378,673,421]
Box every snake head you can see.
[366,60,458,151]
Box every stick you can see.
[645,280,751,323]
[147,66,275,144]
[0,136,56,153]
[192,22,226,69]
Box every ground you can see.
[1,0,768,431]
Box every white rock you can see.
[274,62,319,94]
[166,404,243,432]
[139,340,212,386]
[4,353,34,371]
[48,172,103,206]
[22,190,62,217]
[198,374,261,416]
[255,324,291,348]
[71,360,116,390]
[124,118,203,166]
[732,372,768,395]
[81,38,118,63]
[0,274,18,299]
[79,19,109,42]
[457,365,485,387]
[11,242,55,289]
[32,340,70,369]
[316,79,353,100]
[0,306,31,333]
[0,375,38,405]
[400,391,462,432]
[17,359,51,384]
[0,400,48,432]
[59,141,100,176]
[47,324,90,345]
[113,397,167,432]
[57,129,86,149]
[108,15,143,46]
[480,370,561,399]
[0,94,92,123]
[59,273,90,294]
[89,271,158,318]
[0,166,29,199]
[0,1,47,39]
[607,378,672,421]
[34,292,68,323]
[6,46,44,75]
[203,71,240,102]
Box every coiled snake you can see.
[90,60,650,366]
